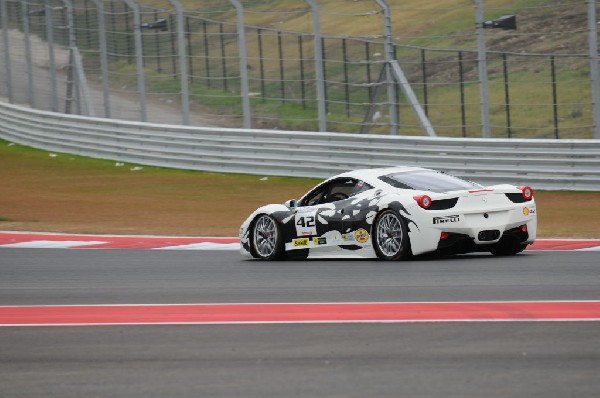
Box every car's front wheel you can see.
[372,209,411,261]
[251,214,285,260]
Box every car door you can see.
[339,180,378,244]
[295,178,357,240]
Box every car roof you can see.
[333,166,432,186]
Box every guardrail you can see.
[1,101,600,191]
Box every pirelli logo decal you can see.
[433,215,460,225]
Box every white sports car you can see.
[240,166,537,260]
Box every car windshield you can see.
[379,170,482,193]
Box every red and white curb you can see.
[0,231,599,251]
[527,238,600,251]
[0,231,239,250]
[1,301,599,326]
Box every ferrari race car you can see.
[240,166,537,260]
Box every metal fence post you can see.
[458,51,466,137]
[298,35,306,109]
[421,49,428,116]
[278,31,285,103]
[167,0,190,125]
[121,0,146,122]
[0,0,13,103]
[22,1,35,108]
[375,0,398,135]
[257,29,265,100]
[475,0,491,138]
[306,0,327,132]
[89,0,111,118]
[550,55,559,138]
[219,23,227,92]
[502,53,511,138]
[228,0,251,128]
[202,20,210,88]
[62,0,78,114]
[45,0,58,112]
[587,0,600,139]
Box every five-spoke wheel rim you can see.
[253,215,277,258]
[376,212,403,257]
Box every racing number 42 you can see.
[295,210,318,236]
[296,215,316,228]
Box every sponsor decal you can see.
[313,237,327,246]
[523,207,536,216]
[292,238,309,247]
[354,228,369,243]
[342,233,355,242]
[433,215,460,225]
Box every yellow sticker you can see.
[354,228,369,243]
[293,238,309,247]
[523,207,530,216]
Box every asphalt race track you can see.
[1,248,599,397]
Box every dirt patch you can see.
[3,29,70,69]
[533,191,600,238]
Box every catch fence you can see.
[0,0,598,139]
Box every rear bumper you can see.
[406,202,537,256]
[435,225,530,255]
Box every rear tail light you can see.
[521,224,528,233]
[413,195,432,209]
[517,186,534,201]
[440,232,449,240]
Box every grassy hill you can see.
[143,0,583,53]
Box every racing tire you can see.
[251,214,285,260]
[372,209,411,261]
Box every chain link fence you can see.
[0,0,598,138]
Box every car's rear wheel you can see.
[251,214,284,260]
[373,209,410,261]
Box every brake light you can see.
[521,224,527,233]
[517,186,534,201]
[468,188,495,193]
[413,194,432,209]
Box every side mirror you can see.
[284,199,298,210]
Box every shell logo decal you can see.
[354,228,370,243]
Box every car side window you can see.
[322,179,355,203]
[300,178,372,206]
[302,186,327,206]
[351,180,373,196]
